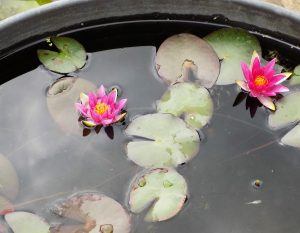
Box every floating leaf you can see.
[0,196,14,215]
[0,153,19,200]
[51,192,131,233]
[5,212,50,233]
[281,124,300,148]
[129,168,187,222]
[0,1,39,20]
[289,65,300,86]
[157,83,213,129]
[155,33,220,88]
[38,37,86,73]
[125,113,200,168]
[205,28,261,85]
[47,77,96,135]
[268,91,300,130]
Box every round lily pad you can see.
[125,113,200,168]
[37,37,87,74]
[204,28,261,85]
[156,82,213,129]
[0,153,19,200]
[289,65,300,86]
[5,212,50,233]
[281,124,300,148]
[129,168,188,222]
[51,192,131,233]
[268,91,300,130]
[155,33,220,88]
[47,77,96,135]
[0,1,39,20]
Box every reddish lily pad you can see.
[38,37,86,74]
[129,168,188,222]
[47,77,96,135]
[155,33,220,88]
[268,91,300,130]
[281,124,300,148]
[125,113,200,168]
[156,82,213,129]
[204,28,261,85]
[5,212,50,233]
[51,192,131,233]
[0,153,19,200]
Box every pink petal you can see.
[79,92,89,105]
[268,74,286,85]
[75,103,88,117]
[241,62,252,82]
[263,58,276,74]
[257,96,276,110]
[90,110,102,123]
[88,93,97,107]
[268,85,289,93]
[116,98,127,111]
[101,119,113,126]
[108,89,117,104]
[250,51,260,69]
[236,80,249,92]
[97,85,106,98]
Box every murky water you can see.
[0,20,300,233]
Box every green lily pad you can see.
[204,28,261,85]
[156,82,213,129]
[5,212,50,233]
[281,124,300,148]
[0,1,39,20]
[289,65,300,86]
[36,0,52,5]
[268,91,300,130]
[0,153,19,200]
[125,113,200,168]
[129,168,187,222]
[51,192,131,233]
[0,196,13,215]
[155,33,220,88]
[38,37,87,74]
[47,77,96,135]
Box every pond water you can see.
[0,20,300,233]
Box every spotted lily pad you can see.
[156,82,213,129]
[155,33,220,88]
[204,28,261,85]
[38,37,86,74]
[129,168,187,222]
[47,77,96,135]
[51,192,131,233]
[0,153,19,200]
[268,91,300,130]
[5,212,50,233]
[125,113,200,168]
[289,65,300,86]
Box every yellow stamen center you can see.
[254,75,268,87]
[95,103,109,115]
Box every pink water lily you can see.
[75,85,127,127]
[236,51,291,111]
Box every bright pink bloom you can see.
[237,51,291,110]
[75,85,127,127]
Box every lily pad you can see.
[289,65,300,86]
[268,91,300,130]
[51,192,131,233]
[47,77,96,135]
[38,37,86,74]
[0,153,19,200]
[281,124,300,148]
[0,1,39,20]
[155,33,220,88]
[204,28,261,85]
[125,113,200,168]
[156,82,213,129]
[129,168,188,222]
[5,212,50,233]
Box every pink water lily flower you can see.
[75,85,127,127]
[236,51,291,111]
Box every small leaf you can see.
[82,128,91,137]
[157,83,213,129]
[38,37,86,73]
[104,126,114,140]
[125,113,200,168]
[94,125,102,134]
[205,28,261,85]
[5,212,50,233]
[129,168,188,222]
[155,33,220,88]
[233,92,247,107]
